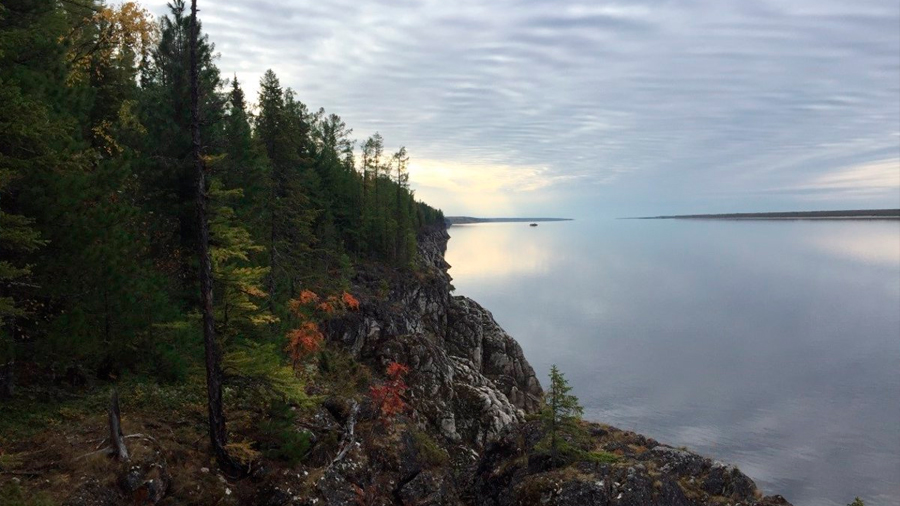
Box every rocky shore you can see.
[314,225,792,506]
[3,225,793,506]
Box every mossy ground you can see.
[0,344,385,505]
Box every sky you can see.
[144,0,900,218]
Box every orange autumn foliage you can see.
[298,289,319,305]
[342,291,360,311]
[286,321,324,367]
[386,362,410,377]
[370,361,410,425]
[287,298,304,315]
[285,291,359,368]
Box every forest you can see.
[0,0,443,415]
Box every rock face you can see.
[446,296,542,414]
[326,226,543,446]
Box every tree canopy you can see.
[0,0,444,396]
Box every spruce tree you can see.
[256,71,316,304]
[540,365,584,465]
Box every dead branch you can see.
[329,401,359,467]
[124,433,162,449]
[108,389,129,461]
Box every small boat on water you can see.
[529,223,538,227]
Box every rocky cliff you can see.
[326,226,543,447]
[317,225,793,506]
[6,225,793,506]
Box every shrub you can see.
[258,401,313,465]
[369,362,409,426]
[286,322,324,368]
[224,343,308,404]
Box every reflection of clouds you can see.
[445,225,551,279]
[808,226,900,265]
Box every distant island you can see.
[445,216,573,225]
[631,209,900,220]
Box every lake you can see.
[444,218,900,506]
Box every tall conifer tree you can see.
[190,0,240,476]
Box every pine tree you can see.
[0,168,44,397]
[138,0,225,300]
[256,71,316,304]
[221,76,266,220]
[540,365,584,466]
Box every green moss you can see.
[409,427,449,467]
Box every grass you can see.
[580,450,619,464]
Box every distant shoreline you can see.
[445,216,573,226]
[628,209,900,220]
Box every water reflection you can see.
[447,223,553,279]
[807,224,900,265]
[446,219,900,506]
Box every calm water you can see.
[445,219,900,506]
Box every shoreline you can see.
[628,209,900,220]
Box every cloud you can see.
[785,159,900,199]
[141,0,900,215]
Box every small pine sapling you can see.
[540,364,584,466]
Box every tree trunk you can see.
[190,0,241,478]
[550,387,558,466]
[108,389,129,461]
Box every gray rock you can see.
[323,228,542,448]
[446,296,543,413]
[702,462,757,499]
[396,470,461,506]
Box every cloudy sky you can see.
[146,0,899,217]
